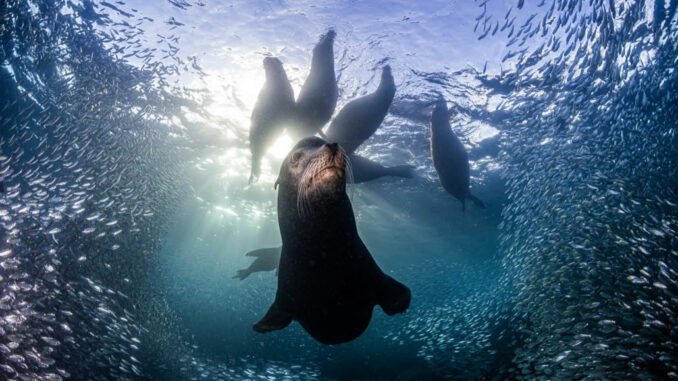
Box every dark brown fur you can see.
[253,137,410,344]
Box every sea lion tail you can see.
[377,275,411,316]
[386,164,415,179]
[233,269,251,280]
[467,194,486,209]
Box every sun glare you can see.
[268,132,294,159]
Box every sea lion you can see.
[249,56,295,183]
[253,137,411,344]
[324,65,396,154]
[350,154,413,183]
[430,96,485,210]
[290,29,338,140]
[233,247,282,280]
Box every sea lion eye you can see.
[290,151,304,164]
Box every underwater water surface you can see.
[1,0,677,380]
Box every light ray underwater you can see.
[1,0,677,380]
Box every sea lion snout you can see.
[382,65,391,76]
[290,139,347,202]
[325,142,339,153]
[315,143,346,187]
[322,28,336,43]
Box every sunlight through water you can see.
[1,0,677,380]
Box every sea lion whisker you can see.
[295,150,348,218]
[297,158,321,217]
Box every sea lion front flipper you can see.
[253,298,293,333]
[377,274,411,316]
[246,246,282,258]
[467,193,486,209]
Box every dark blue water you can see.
[1,0,677,380]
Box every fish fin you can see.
[387,165,414,179]
[377,275,411,316]
[467,193,486,209]
[233,269,251,280]
[254,299,293,333]
[246,246,281,258]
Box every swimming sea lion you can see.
[249,57,295,183]
[290,29,338,140]
[350,154,413,183]
[324,65,396,154]
[233,246,282,280]
[253,137,411,344]
[430,96,485,210]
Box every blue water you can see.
[1,0,677,380]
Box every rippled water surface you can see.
[1,0,677,380]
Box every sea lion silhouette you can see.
[233,247,281,280]
[249,56,295,183]
[325,65,396,154]
[290,29,338,140]
[253,137,411,344]
[350,154,413,183]
[430,96,485,210]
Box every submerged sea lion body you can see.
[350,154,413,183]
[249,57,295,183]
[291,30,338,140]
[254,137,410,344]
[325,65,396,154]
[430,97,485,210]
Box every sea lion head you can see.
[263,56,285,79]
[319,28,336,45]
[381,65,392,80]
[276,137,350,213]
[313,28,336,58]
[379,65,396,99]
[263,56,290,82]
[430,95,449,131]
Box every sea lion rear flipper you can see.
[253,298,293,333]
[233,269,251,280]
[377,275,411,316]
[467,194,486,209]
